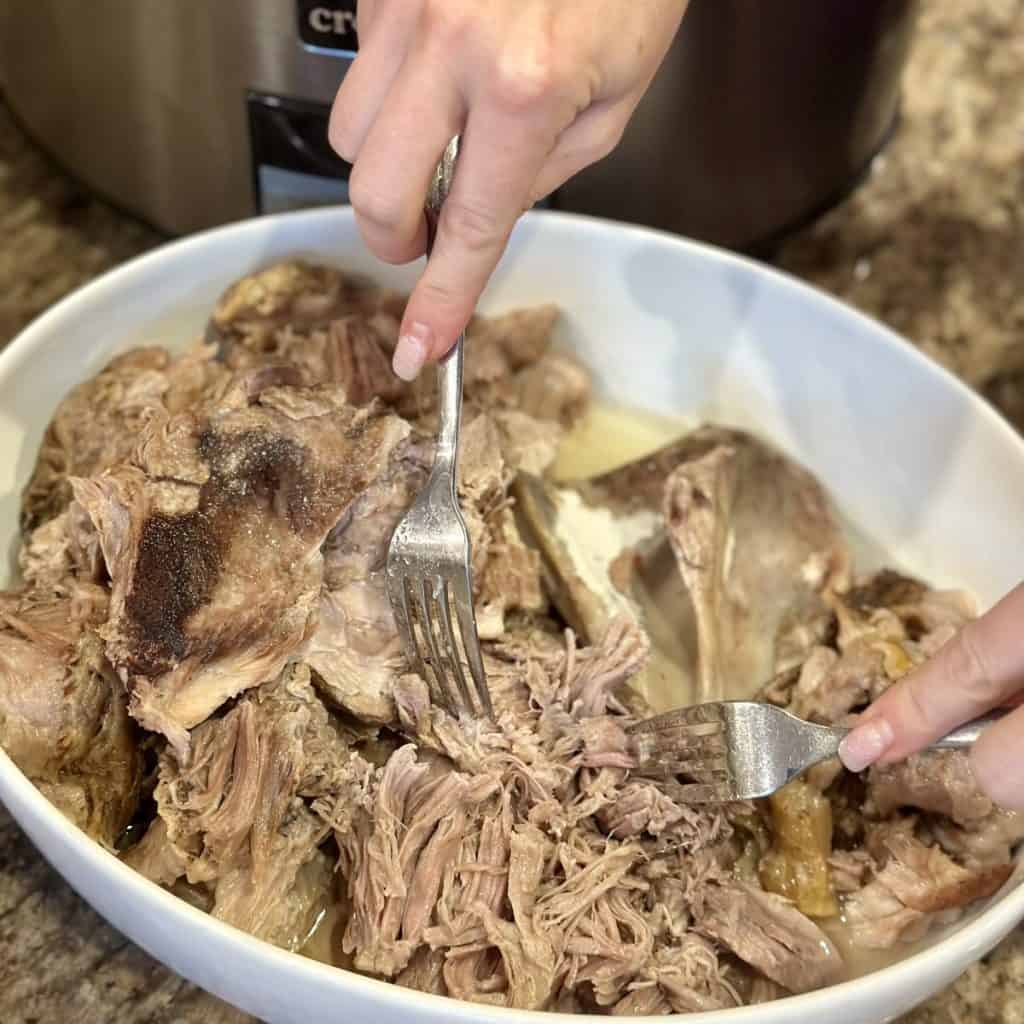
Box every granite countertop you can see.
[1,1,1023,1021]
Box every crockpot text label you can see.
[296,0,358,55]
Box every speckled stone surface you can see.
[1,1,1022,1021]
[776,0,1024,431]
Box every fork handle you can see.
[425,137,463,480]
[927,709,1008,749]
[434,334,465,478]
[820,709,1008,764]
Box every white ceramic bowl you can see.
[1,208,1022,1024]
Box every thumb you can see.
[838,582,1024,772]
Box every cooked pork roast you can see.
[1,260,1017,1014]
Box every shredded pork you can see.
[0,259,1018,1014]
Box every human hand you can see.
[839,582,1024,810]
[329,0,690,380]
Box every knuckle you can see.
[899,676,942,738]
[418,281,458,314]
[949,624,1002,706]
[490,32,567,113]
[579,121,627,166]
[441,199,503,255]
[596,118,628,159]
[411,277,474,339]
[492,61,558,112]
[348,173,405,235]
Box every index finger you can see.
[839,582,1024,770]
[390,101,566,380]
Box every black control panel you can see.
[296,0,358,56]
[247,92,350,215]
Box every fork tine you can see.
[633,741,728,776]
[404,576,448,712]
[450,569,492,718]
[680,703,729,726]
[641,755,731,776]
[388,570,428,678]
[633,728,726,759]
[628,704,726,734]
[427,577,473,715]
[417,576,461,715]
[436,579,476,713]
[629,703,737,795]
[661,779,739,804]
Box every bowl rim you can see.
[1,203,1022,1022]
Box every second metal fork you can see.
[385,136,492,719]
[629,700,1004,803]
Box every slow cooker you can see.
[0,0,919,250]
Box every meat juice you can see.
[821,915,930,981]
[548,403,696,713]
[551,402,695,483]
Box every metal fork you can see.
[629,701,1006,803]
[385,136,492,719]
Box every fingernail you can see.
[839,718,895,772]
[392,322,431,381]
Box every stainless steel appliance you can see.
[0,0,918,251]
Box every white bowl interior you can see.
[0,207,1022,1024]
